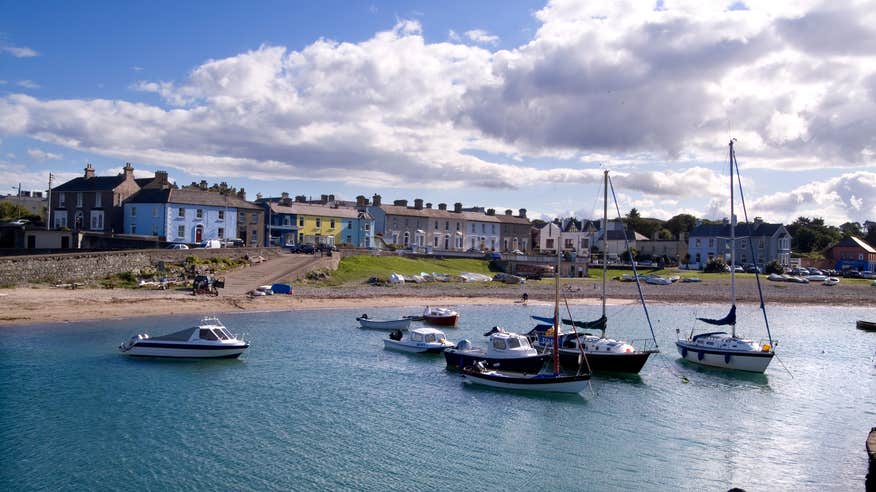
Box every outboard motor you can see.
[455,339,472,351]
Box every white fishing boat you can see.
[118,317,248,359]
[676,140,776,373]
[383,327,454,353]
[356,314,412,330]
[460,251,591,394]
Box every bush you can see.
[765,260,784,275]
[704,256,728,273]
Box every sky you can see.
[1,0,875,226]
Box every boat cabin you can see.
[410,328,447,344]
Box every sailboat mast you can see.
[729,140,737,337]
[602,170,608,319]
[553,247,561,375]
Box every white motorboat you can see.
[676,140,776,373]
[444,327,549,372]
[356,315,412,330]
[119,317,248,358]
[383,327,454,353]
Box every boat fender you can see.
[681,347,688,358]
[697,350,704,361]
[724,353,731,364]
[762,344,771,352]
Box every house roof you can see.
[269,202,369,219]
[689,221,785,238]
[125,188,261,210]
[831,236,876,253]
[53,176,128,192]
[376,204,528,225]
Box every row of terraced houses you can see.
[26,163,875,272]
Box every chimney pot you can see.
[454,202,462,213]
[84,163,95,179]
[372,194,382,207]
[438,203,447,211]
[518,208,527,218]
[414,198,423,210]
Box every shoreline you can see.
[1,276,873,326]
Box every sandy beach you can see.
[1,275,872,326]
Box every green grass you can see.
[320,255,494,285]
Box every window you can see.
[708,239,714,248]
[196,209,203,219]
[90,211,103,230]
[492,339,507,350]
[130,207,136,217]
[178,225,185,238]
[76,192,83,207]
[178,207,185,218]
[94,193,102,208]
[59,193,66,207]
[218,210,225,221]
[299,217,305,227]
[250,213,258,224]
[152,223,158,236]
[695,239,701,247]
[546,238,555,249]
[492,224,496,234]
[252,230,258,244]
[456,222,460,231]
[152,207,158,218]
[316,218,321,228]
[130,224,137,234]
[347,221,352,229]
[218,227,225,239]
[471,223,476,233]
[434,237,439,247]
[330,219,335,229]
[759,239,765,249]
[199,329,218,341]
[481,224,485,233]
[445,221,449,231]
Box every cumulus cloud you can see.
[752,172,876,224]
[0,1,874,221]
[1,45,38,58]
[16,80,40,89]
[27,148,62,161]
[465,29,499,45]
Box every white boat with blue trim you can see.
[676,140,776,373]
[383,327,454,353]
[119,317,249,359]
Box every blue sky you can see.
[2,0,874,226]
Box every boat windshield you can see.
[424,333,437,343]
[411,332,424,342]
[199,329,219,341]
[507,337,530,349]
[214,329,230,340]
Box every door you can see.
[27,235,35,248]
[195,225,203,242]
[61,236,70,249]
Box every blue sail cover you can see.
[697,305,736,326]
[531,315,607,331]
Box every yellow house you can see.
[268,201,374,247]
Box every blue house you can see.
[687,219,790,269]
[123,188,258,243]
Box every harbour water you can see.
[1,302,873,490]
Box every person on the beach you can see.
[521,292,528,304]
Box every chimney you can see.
[295,195,306,203]
[394,199,408,207]
[372,194,382,207]
[414,198,423,210]
[84,163,95,179]
[320,194,329,203]
[356,195,367,207]
[237,188,246,200]
[149,170,170,189]
[486,208,495,216]
[518,208,527,218]
[199,179,207,190]
[505,209,512,215]
[454,202,462,213]
[123,162,134,180]
[33,191,42,198]
[281,192,290,200]
[425,202,432,209]
[328,194,335,203]
[438,203,447,211]
[256,192,263,201]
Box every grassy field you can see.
[323,255,494,285]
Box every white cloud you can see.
[0,160,72,193]
[752,172,876,224]
[1,45,38,58]
[131,66,144,72]
[0,2,874,219]
[465,29,499,45]
[26,148,62,161]
[17,80,40,89]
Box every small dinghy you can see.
[356,314,412,331]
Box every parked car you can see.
[488,252,502,260]
[299,244,316,254]
[744,265,761,273]
[510,249,525,255]
[220,238,244,247]
[166,243,189,250]
[199,239,221,249]
[287,244,300,253]
[843,270,862,278]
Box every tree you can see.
[620,247,638,263]
[665,214,698,239]
[704,256,728,273]
[866,223,876,246]
[765,260,784,275]
[786,216,841,253]
[839,221,863,238]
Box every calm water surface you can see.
[1,302,874,491]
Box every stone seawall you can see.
[0,247,278,285]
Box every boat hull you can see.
[357,318,412,330]
[123,342,249,359]
[461,368,591,393]
[557,349,655,374]
[857,320,876,332]
[383,339,451,353]
[423,315,458,326]
[675,341,773,373]
[444,350,549,373]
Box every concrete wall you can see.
[0,247,278,285]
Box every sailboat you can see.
[460,250,591,393]
[526,170,659,374]
[675,140,776,373]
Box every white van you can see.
[199,239,222,249]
